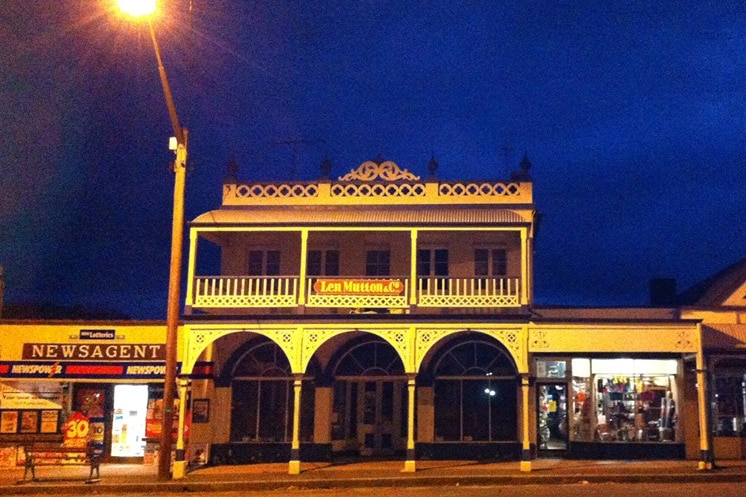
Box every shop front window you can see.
[571,358,679,443]
[712,373,746,437]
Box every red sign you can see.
[313,279,404,295]
[63,411,90,449]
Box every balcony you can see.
[192,275,520,311]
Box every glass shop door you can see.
[537,383,568,452]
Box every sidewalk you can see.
[2,458,746,495]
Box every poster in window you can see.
[74,386,105,418]
[20,411,38,433]
[0,411,18,434]
[40,410,59,433]
[192,399,209,423]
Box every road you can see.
[53,482,746,497]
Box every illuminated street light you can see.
[117,0,187,481]
[117,0,156,18]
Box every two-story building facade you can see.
[176,157,709,474]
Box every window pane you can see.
[492,249,507,276]
[474,249,488,276]
[366,250,390,276]
[230,381,258,441]
[434,380,461,441]
[366,251,378,276]
[248,251,263,275]
[325,250,340,276]
[417,249,431,276]
[462,380,489,441]
[258,381,290,441]
[434,249,449,276]
[266,250,281,275]
[307,250,322,276]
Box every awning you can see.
[191,206,529,227]
[702,324,746,349]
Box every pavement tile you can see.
[0,459,744,494]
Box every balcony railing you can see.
[192,275,520,310]
[194,276,299,308]
[416,276,520,307]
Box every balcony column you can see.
[173,377,191,479]
[520,373,532,472]
[520,229,529,306]
[298,229,309,306]
[696,323,713,470]
[184,229,198,314]
[403,374,417,472]
[288,375,303,474]
[410,229,418,306]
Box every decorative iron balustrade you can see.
[329,182,426,197]
[438,181,521,197]
[234,183,319,199]
[194,276,299,307]
[417,277,520,307]
[192,276,521,310]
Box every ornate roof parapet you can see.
[338,160,421,182]
[222,159,532,207]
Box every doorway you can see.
[537,383,568,452]
[334,379,406,456]
[358,380,403,455]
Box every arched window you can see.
[433,338,517,442]
[229,339,314,443]
[333,339,405,377]
[329,338,407,454]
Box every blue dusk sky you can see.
[1,0,744,318]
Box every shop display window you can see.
[711,374,746,437]
[571,358,679,443]
[0,381,66,435]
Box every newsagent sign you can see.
[22,343,165,361]
[313,278,404,295]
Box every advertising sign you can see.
[63,411,90,448]
[0,381,63,409]
[313,278,404,295]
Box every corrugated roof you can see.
[702,324,746,349]
[678,257,746,306]
[191,207,528,226]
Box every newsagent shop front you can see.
[0,322,182,466]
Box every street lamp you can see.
[117,0,187,481]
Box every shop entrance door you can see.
[357,380,403,456]
[537,383,568,452]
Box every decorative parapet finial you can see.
[519,153,532,173]
[511,153,532,181]
[338,160,421,182]
[320,156,332,179]
[226,157,239,181]
[0,264,4,319]
[427,155,439,177]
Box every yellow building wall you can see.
[528,325,698,353]
[0,322,176,362]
